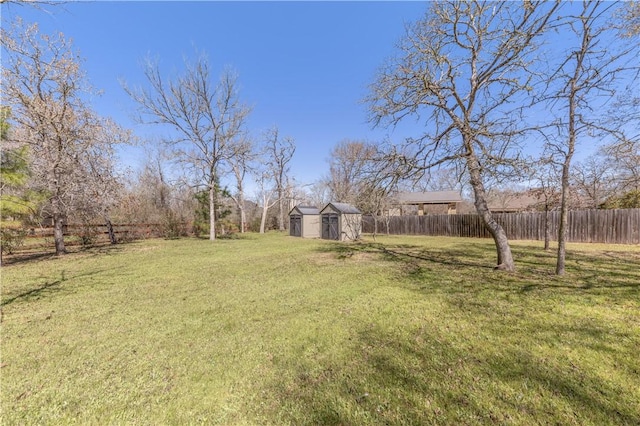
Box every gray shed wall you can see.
[302,214,320,238]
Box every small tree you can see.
[539,1,640,275]
[262,127,295,231]
[525,157,562,250]
[325,139,377,205]
[602,139,640,195]
[254,171,279,234]
[571,155,615,209]
[227,137,255,233]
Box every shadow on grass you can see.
[1,268,107,307]
[1,251,59,266]
[255,239,640,424]
[316,240,493,271]
[316,239,640,295]
[2,243,126,267]
[259,323,476,424]
[259,319,639,425]
[1,271,67,307]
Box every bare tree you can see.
[524,156,562,250]
[113,146,197,237]
[227,137,255,233]
[306,180,331,209]
[124,55,251,240]
[541,1,640,275]
[323,139,396,237]
[118,146,173,223]
[254,170,279,234]
[262,127,295,231]
[71,118,129,244]
[412,167,465,194]
[326,139,377,204]
[603,139,640,195]
[571,155,615,209]
[367,1,560,271]
[2,21,125,254]
[619,0,640,36]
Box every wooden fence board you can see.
[363,209,640,244]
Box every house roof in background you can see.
[396,191,463,204]
[487,192,543,212]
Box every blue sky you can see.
[3,1,429,187]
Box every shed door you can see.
[322,214,339,240]
[290,215,301,237]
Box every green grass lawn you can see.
[1,233,639,425]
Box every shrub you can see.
[0,227,27,255]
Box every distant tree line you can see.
[0,17,301,258]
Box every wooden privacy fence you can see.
[362,209,640,244]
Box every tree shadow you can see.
[255,317,639,425]
[316,239,640,295]
[2,243,126,267]
[316,239,494,270]
[272,240,640,423]
[1,268,107,308]
[1,251,59,266]
[517,249,640,293]
[1,272,66,307]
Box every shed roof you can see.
[289,205,320,215]
[396,191,462,204]
[321,202,362,214]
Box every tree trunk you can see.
[237,188,246,233]
[239,206,246,233]
[467,153,514,271]
[278,196,285,231]
[209,185,216,241]
[105,218,117,245]
[260,196,269,234]
[544,205,551,251]
[373,215,379,239]
[53,212,66,255]
[556,165,571,275]
[557,79,578,275]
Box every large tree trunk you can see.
[53,212,66,255]
[208,185,216,241]
[468,154,514,272]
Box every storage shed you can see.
[289,205,320,238]
[319,202,362,241]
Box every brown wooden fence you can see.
[23,223,166,240]
[8,223,184,253]
[363,209,640,244]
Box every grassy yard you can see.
[1,233,639,425]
